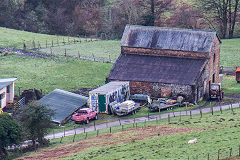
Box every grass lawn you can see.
[0,27,94,49]
[59,108,240,160]
[39,40,121,62]
[1,27,240,67]
[15,107,240,160]
[220,38,240,67]
[0,54,112,95]
[222,75,240,93]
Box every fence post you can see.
[217,149,220,160]
[23,42,26,50]
[53,129,55,139]
[207,153,210,160]
[179,111,181,122]
[168,114,170,123]
[200,107,202,118]
[78,51,80,59]
[231,103,234,114]
[60,136,63,143]
[94,121,96,131]
[229,148,232,157]
[119,119,121,126]
[190,110,192,119]
[220,103,223,114]
[84,127,85,133]
[32,40,35,49]
[92,53,95,61]
[64,49,67,57]
[211,105,213,115]
[158,108,161,119]
[239,145,240,156]
[110,127,112,133]
[97,130,99,136]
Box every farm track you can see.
[1,48,61,62]
[45,102,240,140]
[1,48,115,63]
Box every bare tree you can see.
[197,0,239,38]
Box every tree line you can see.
[0,0,239,39]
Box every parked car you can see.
[71,108,98,124]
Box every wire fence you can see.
[46,102,240,159]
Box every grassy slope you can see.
[0,27,88,49]
[220,38,240,67]
[1,27,240,67]
[16,108,240,160]
[0,54,112,94]
[59,108,240,160]
[40,40,121,62]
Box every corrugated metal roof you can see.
[89,81,129,95]
[107,54,206,85]
[39,89,88,123]
[121,25,217,53]
[0,78,17,90]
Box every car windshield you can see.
[77,110,87,114]
[211,85,219,90]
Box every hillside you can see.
[16,107,240,160]
[1,27,239,67]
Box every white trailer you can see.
[89,81,130,114]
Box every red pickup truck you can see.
[71,108,98,124]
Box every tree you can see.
[0,113,22,158]
[166,3,206,30]
[197,0,240,38]
[139,0,174,26]
[16,101,54,146]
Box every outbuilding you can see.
[89,81,130,114]
[0,78,17,110]
[39,89,88,124]
[107,25,221,103]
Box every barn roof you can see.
[0,78,18,90]
[121,25,219,53]
[107,54,207,85]
[39,89,88,123]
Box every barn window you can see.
[212,74,215,83]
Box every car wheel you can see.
[85,118,89,124]
[95,114,98,120]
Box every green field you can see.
[40,40,121,62]
[0,54,112,95]
[1,27,240,67]
[15,107,240,160]
[220,38,240,67]
[61,108,240,160]
[0,27,93,49]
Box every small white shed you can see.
[0,78,17,109]
[89,81,130,114]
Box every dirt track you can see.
[16,125,204,160]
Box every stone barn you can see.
[107,25,221,103]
